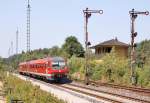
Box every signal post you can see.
[129,9,149,85]
[83,8,103,85]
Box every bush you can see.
[4,75,66,103]
[68,56,85,80]
[136,66,150,88]
[67,47,150,88]
[90,48,130,84]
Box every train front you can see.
[46,57,69,81]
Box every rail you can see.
[66,83,150,103]
[90,81,150,94]
[15,73,150,103]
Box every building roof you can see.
[91,38,129,48]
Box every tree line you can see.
[0,36,150,88]
[3,36,84,70]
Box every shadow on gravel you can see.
[47,77,73,84]
[58,77,72,84]
[21,74,72,85]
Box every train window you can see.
[52,61,65,70]
[59,62,65,66]
[52,62,59,67]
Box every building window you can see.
[106,47,112,53]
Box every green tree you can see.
[136,39,150,66]
[62,36,84,58]
[49,46,61,56]
[0,57,3,69]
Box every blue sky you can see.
[0,0,150,57]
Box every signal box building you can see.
[91,38,129,58]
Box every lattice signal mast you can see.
[16,28,19,54]
[11,41,13,55]
[27,0,31,52]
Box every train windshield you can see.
[51,57,66,69]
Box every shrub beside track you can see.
[3,73,66,103]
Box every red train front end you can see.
[46,57,69,81]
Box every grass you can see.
[2,73,66,103]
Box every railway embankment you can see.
[14,73,150,103]
[4,73,66,103]
[0,81,6,103]
[14,73,106,103]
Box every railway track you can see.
[59,84,122,103]
[33,79,122,102]
[15,74,150,103]
[49,82,141,103]
[66,83,150,103]
[90,81,150,95]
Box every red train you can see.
[18,57,69,81]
